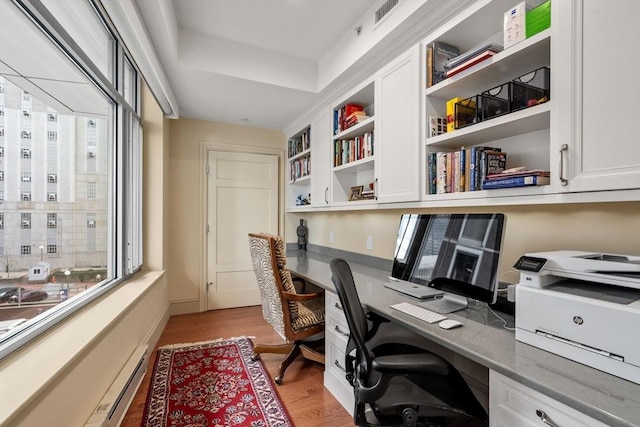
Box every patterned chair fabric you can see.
[248,233,324,341]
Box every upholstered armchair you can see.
[248,232,325,384]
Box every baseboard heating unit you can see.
[84,344,149,427]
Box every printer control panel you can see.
[513,255,547,272]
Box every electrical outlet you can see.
[367,235,373,250]
[329,231,334,244]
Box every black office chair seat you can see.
[330,258,487,427]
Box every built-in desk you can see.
[287,250,640,427]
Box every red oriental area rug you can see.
[142,337,295,427]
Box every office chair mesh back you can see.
[330,258,488,427]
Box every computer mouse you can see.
[439,319,463,329]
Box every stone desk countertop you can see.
[287,250,640,427]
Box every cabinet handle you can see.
[324,187,329,204]
[374,178,379,200]
[334,325,349,337]
[334,302,343,311]
[559,144,568,186]
[334,359,346,372]
[535,409,557,427]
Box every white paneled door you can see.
[206,150,279,309]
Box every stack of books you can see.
[445,43,503,78]
[344,110,368,129]
[482,169,550,189]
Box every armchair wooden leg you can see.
[275,344,301,384]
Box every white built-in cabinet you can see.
[490,370,608,426]
[552,0,640,192]
[284,0,639,212]
[375,44,421,203]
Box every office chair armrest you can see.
[282,291,324,302]
[371,353,449,376]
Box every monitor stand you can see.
[420,293,468,314]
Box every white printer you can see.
[514,250,640,384]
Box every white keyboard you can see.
[390,302,447,324]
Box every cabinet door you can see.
[553,0,640,192]
[375,45,421,203]
[310,109,332,207]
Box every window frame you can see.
[0,0,144,359]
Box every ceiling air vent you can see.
[375,0,399,25]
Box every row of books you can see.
[427,146,506,194]
[333,104,366,135]
[334,131,374,167]
[290,156,310,182]
[287,129,310,159]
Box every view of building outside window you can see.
[0,76,108,328]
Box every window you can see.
[47,193,57,202]
[87,182,96,198]
[22,92,31,102]
[21,172,31,182]
[0,0,143,359]
[48,131,57,141]
[22,192,32,202]
[48,213,57,228]
[21,213,31,228]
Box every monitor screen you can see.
[392,213,506,313]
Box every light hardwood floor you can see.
[121,306,354,426]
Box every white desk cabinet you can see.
[323,290,354,415]
[490,370,608,427]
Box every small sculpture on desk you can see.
[297,219,307,251]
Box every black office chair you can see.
[329,258,487,427]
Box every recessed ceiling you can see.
[133,0,374,130]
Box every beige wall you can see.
[286,202,640,283]
[167,118,285,310]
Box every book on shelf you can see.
[446,42,503,69]
[427,41,459,87]
[344,113,369,128]
[445,50,498,78]
[480,150,507,187]
[482,174,550,189]
[334,104,364,134]
[446,97,461,133]
[485,168,550,181]
[333,131,374,167]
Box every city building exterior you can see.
[0,76,107,274]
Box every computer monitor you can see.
[392,213,506,314]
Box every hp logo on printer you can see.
[573,316,584,325]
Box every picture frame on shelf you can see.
[349,185,364,201]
